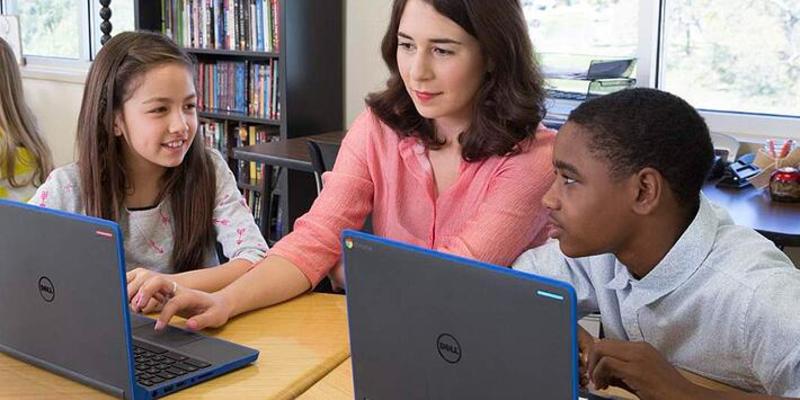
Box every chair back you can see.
[305,137,373,233]
[307,139,341,194]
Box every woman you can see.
[135,0,556,330]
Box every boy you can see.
[514,88,799,399]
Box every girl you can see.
[30,32,267,311]
[0,37,53,201]
[138,0,556,330]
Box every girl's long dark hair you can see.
[77,31,215,272]
[366,0,546,161]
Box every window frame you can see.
[637,0,800,140]
[529,0,800,140]
[0,0,110,75]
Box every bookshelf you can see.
[133,0,343,244]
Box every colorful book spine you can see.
[162,0,278,51]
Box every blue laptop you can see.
[0,200,258,399]
[343,230,612,400]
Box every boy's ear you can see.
[631,167,662,215]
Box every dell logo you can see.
[436,333,462,364]
[38,276,55,302]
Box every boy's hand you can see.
[577,326,598,387]
[587,339,698,400]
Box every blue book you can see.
[255,0,264,51]
[236,62,246,113]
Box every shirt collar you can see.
[605,261,633,291]
[398,137,429,177]
[604,194,719,306]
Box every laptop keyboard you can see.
[132,340,212,387]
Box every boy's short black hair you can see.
[567,88,714,211]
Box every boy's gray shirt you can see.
[513,195,800,396]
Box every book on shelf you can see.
[249,61,279,119]
[195,59,279,119]
[199,120,227,155]
[233,124,277,185]
[202,120,280,237]
[201,121,277,187]
[242,189,262,227]
[160,0,280,52]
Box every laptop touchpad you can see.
[129,313,156,328]
[133,320,204,348]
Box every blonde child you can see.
[0,37,53,201]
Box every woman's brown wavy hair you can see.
[76,31,215,272]
[366,0,546,161]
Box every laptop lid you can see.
[586,59,635,80]
[0,200,137,398]
[0,200,259,399]
[342,230,580,400]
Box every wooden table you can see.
[298,358,741,400]
[703,182,800,247]
[0,293,349,400]
[296,358,353,400]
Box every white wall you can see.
[21,74,83,167]
[344,0,391,127]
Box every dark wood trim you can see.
[185,48,279,59]
[198,110,281,126]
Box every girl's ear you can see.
[113,113,125,137]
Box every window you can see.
[524,0,800,139]
[524,0,638,71]
[1,0,135,63]
[661,1,800,119]
[3,0,84,59]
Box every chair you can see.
[306,139,341,194]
